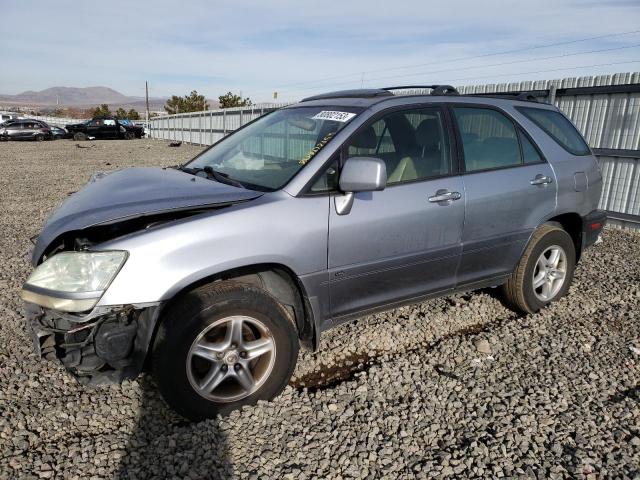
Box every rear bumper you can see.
[582,209,607,250]
[24,301,162,385]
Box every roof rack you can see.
[467,90,547,103]
[382,85,459,96]
[299,85,544,104]
[301,89,393,102]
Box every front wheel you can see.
[73,132,87,141]
[124,131,135,140]
[502,224,576,314]
[151,281,299,421]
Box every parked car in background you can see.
[22,86,605,420]
[1,113,21,124]
[0,119,52,141]
[117,119,147,138]
[49,126,69,140]
[65,116,144,141]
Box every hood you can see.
[32,167,263,263]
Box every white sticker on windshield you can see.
[311,111,356,123]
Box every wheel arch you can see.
[154,263,318,353]
[544,212,583,262]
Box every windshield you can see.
[185,106,362,190]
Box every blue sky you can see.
[1,0,639,102]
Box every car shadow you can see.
[116,375,233,479]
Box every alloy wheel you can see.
[532,245,567,302]
[186,315,276,403]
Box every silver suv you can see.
[22,86,605,420]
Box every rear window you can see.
[517,107,590,156]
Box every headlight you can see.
[21,251,127,312]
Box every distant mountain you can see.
[5,86,135,105]
[0,86,168,110]
[0,86,219,112]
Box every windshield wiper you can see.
[203,166,247,189]
[179,165,246,189]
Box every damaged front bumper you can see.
[24,301,162,385]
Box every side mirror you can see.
[339,157,387,193]
[335,157,387,216]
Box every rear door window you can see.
[517,107,590,156]
[453,107,522,172]
[519,130,543,164]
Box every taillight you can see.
[589,222,603,231]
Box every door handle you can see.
[530,175,553,185]
[428,190,462,203]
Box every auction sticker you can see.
[311,111,356,122]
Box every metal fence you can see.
[148,103,286,146]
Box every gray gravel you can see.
[0,139,639,479]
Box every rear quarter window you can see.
[517,107,590,156]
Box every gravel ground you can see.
[0,139,639,479]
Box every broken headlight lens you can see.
[25,251,127,294]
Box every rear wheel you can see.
[73,132,87,141]
[34,134,44,142]
[502,224,576,314]
[152,282,299,421]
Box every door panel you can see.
[458,164,556,284]
[451,105,558,285]
[86,120,102,139]
[103,119,119,138]
[328,177,465,318]
[12,124,26,139]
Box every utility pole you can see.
[145,81,150,123]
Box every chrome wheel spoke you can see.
[192,342,224,362]
[547,248,560,268]
[225,317,244,347]
[533,270,546,288]
[243,337,275,360]
[199,364,227,393]
[234,365,256,391]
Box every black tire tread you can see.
[502,224,566,314]
[151,280,298,420]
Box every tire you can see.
[502,224,576,314]
[151,281,299,421]
[73,132,87,141]
[124,131,134,140]
[34,134,44,142]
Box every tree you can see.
[91,104,112,117]
[115,107,128,119]
[164,90,209,114]
[218,91,252,109]
[127,109,140,120]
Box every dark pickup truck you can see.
[66,117,145,141]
